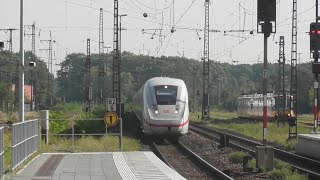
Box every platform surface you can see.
[11,152,186,180]
[298,133,320,141]
[296,134,320,160]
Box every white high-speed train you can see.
[132,77,189,136]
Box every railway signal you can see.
[256,0,276,170]
[310,22,320,52]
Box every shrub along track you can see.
[190,122,320,179]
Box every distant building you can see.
[11,84,33,111]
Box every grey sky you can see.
[0,0,317,74]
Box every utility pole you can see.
[202,0,210,120]
[25,23,36,111]
[85,38,92,113]
[277,36,285,126]
[98,8,105,105]
[40,32,54,108]
[104,46,111,54]
[289,0,298,138]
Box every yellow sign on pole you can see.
[104,112,118,126]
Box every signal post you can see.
[310,0,320,132]
[256,0,276,171]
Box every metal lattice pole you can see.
[113,0,120,106]
[0,28,17,52]
[0,28,18,107]
[25,23,36,111]
[85,38,91,113]
[202,0,210,120]
[39,35,53,108]
[277,36,285,125]
[98,8,105,104]
[290,0,298,138]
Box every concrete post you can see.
[40,110,49,144]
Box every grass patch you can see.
[190,110,237,122]
[208,122,310,149]
[39,136,140,153]
[268,160,307,180]
[191,111,313,149]
[228,154,307,180]
[228,151,249,164]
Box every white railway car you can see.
[132,77,189,136]
[237,93,295,120]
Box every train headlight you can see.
[155,110,159,114]
[175,105,180,114]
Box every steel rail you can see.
[177,141,233,180]
[150,141,175,170]
[190,123,320,179]
[150,139,233,179]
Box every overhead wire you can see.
[134,0,174,11]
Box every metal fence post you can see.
[120,118,122,151]
[40,110,49,144]
[72,119,75,152]
[0,127,4,179]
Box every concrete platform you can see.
[296,134,320,160]
[11,152,186,180]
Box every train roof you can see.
[146,77,186,87]
[237,92,292,99]
[237,93,274,99]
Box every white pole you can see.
[19,0,25,122]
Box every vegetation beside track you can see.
[228,151,307,180]
[190,111,315,149]
[2,103,141,175]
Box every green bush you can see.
[269,170,286,180]
[228,151,249,164]
[274,160,291,170]
[51,103,82,112]
[268,161,307,180]
[49,111,68,134]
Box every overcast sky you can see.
[0,0,317,74]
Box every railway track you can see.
[150,138,233,180]
[190,122,320,179]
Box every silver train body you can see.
[132,77,189,136]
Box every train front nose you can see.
[148,106,188,135]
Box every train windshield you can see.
[274,96,290,110]
[154,85,178,105]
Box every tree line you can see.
[0,50,314,114]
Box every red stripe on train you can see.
[144,119,189,127]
